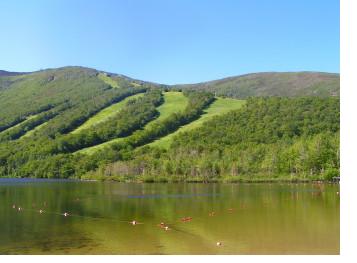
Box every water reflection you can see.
[0,179,339,254]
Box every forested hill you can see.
[175,72,339,98]
[0,66,160,133]
[0,66,339,181]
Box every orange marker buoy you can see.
[181,217,192,222]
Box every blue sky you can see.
[0,0,339,84]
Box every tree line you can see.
[95,97,340,182]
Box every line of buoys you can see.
[10,204,237,248]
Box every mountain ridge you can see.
[175,71,339,98]
[0,66,339,98]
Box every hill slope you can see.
[101,96,339,182]
[175,72,339,98]
[0,66,340,181]
[147,97,245,149]
[0,67,156,134]
[76,91,189,154]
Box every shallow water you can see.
[0,179,339,254]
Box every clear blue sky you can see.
[0,0,339,84]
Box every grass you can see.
[0,114,38,134]
[97,73,119,88]
[71,93,144,134]
[20,121,49,138]
[147,91,188,126]
[76,91,188,155]
[147,97,245,148]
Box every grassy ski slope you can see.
[147,97,245,149]
[76,91,188,154]
[97,73,119,88]
[71,93,144,134]
[0,114,38,135]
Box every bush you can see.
[324,168,339,181]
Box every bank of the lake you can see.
[79,172,339,183]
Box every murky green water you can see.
[0,179,339,254]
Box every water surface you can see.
[0,179,339,254]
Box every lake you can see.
[0,179,339,254]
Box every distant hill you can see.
[0,70,29,77]
[175,72,339,98]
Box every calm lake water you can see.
[0,179,339,255]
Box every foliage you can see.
[0,67,340,181]
[98,97,340,181]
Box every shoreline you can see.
[0,177,339,184]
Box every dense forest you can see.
[0,67,340,181]
[90,97,340,182]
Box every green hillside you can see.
[147,97,245,149]
[77,91,189,154]
[71,93,145,134]
[20,121,48,139]
[0,67,149,136]
[0,66,340,181]
[99,97,339,182]
[0,114,38,135]
[176,72,339,98]
[97,72,120,88]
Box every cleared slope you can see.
[0,67,112,131]
[147,97,245,149]
[20,121,48,138]
[97,73,120,88]
[147,92,187,126]
[176,72,339,98]
[0,114,38,134]
[71,93,144,134]
[0,66,162,133]
[76,91,188,154]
